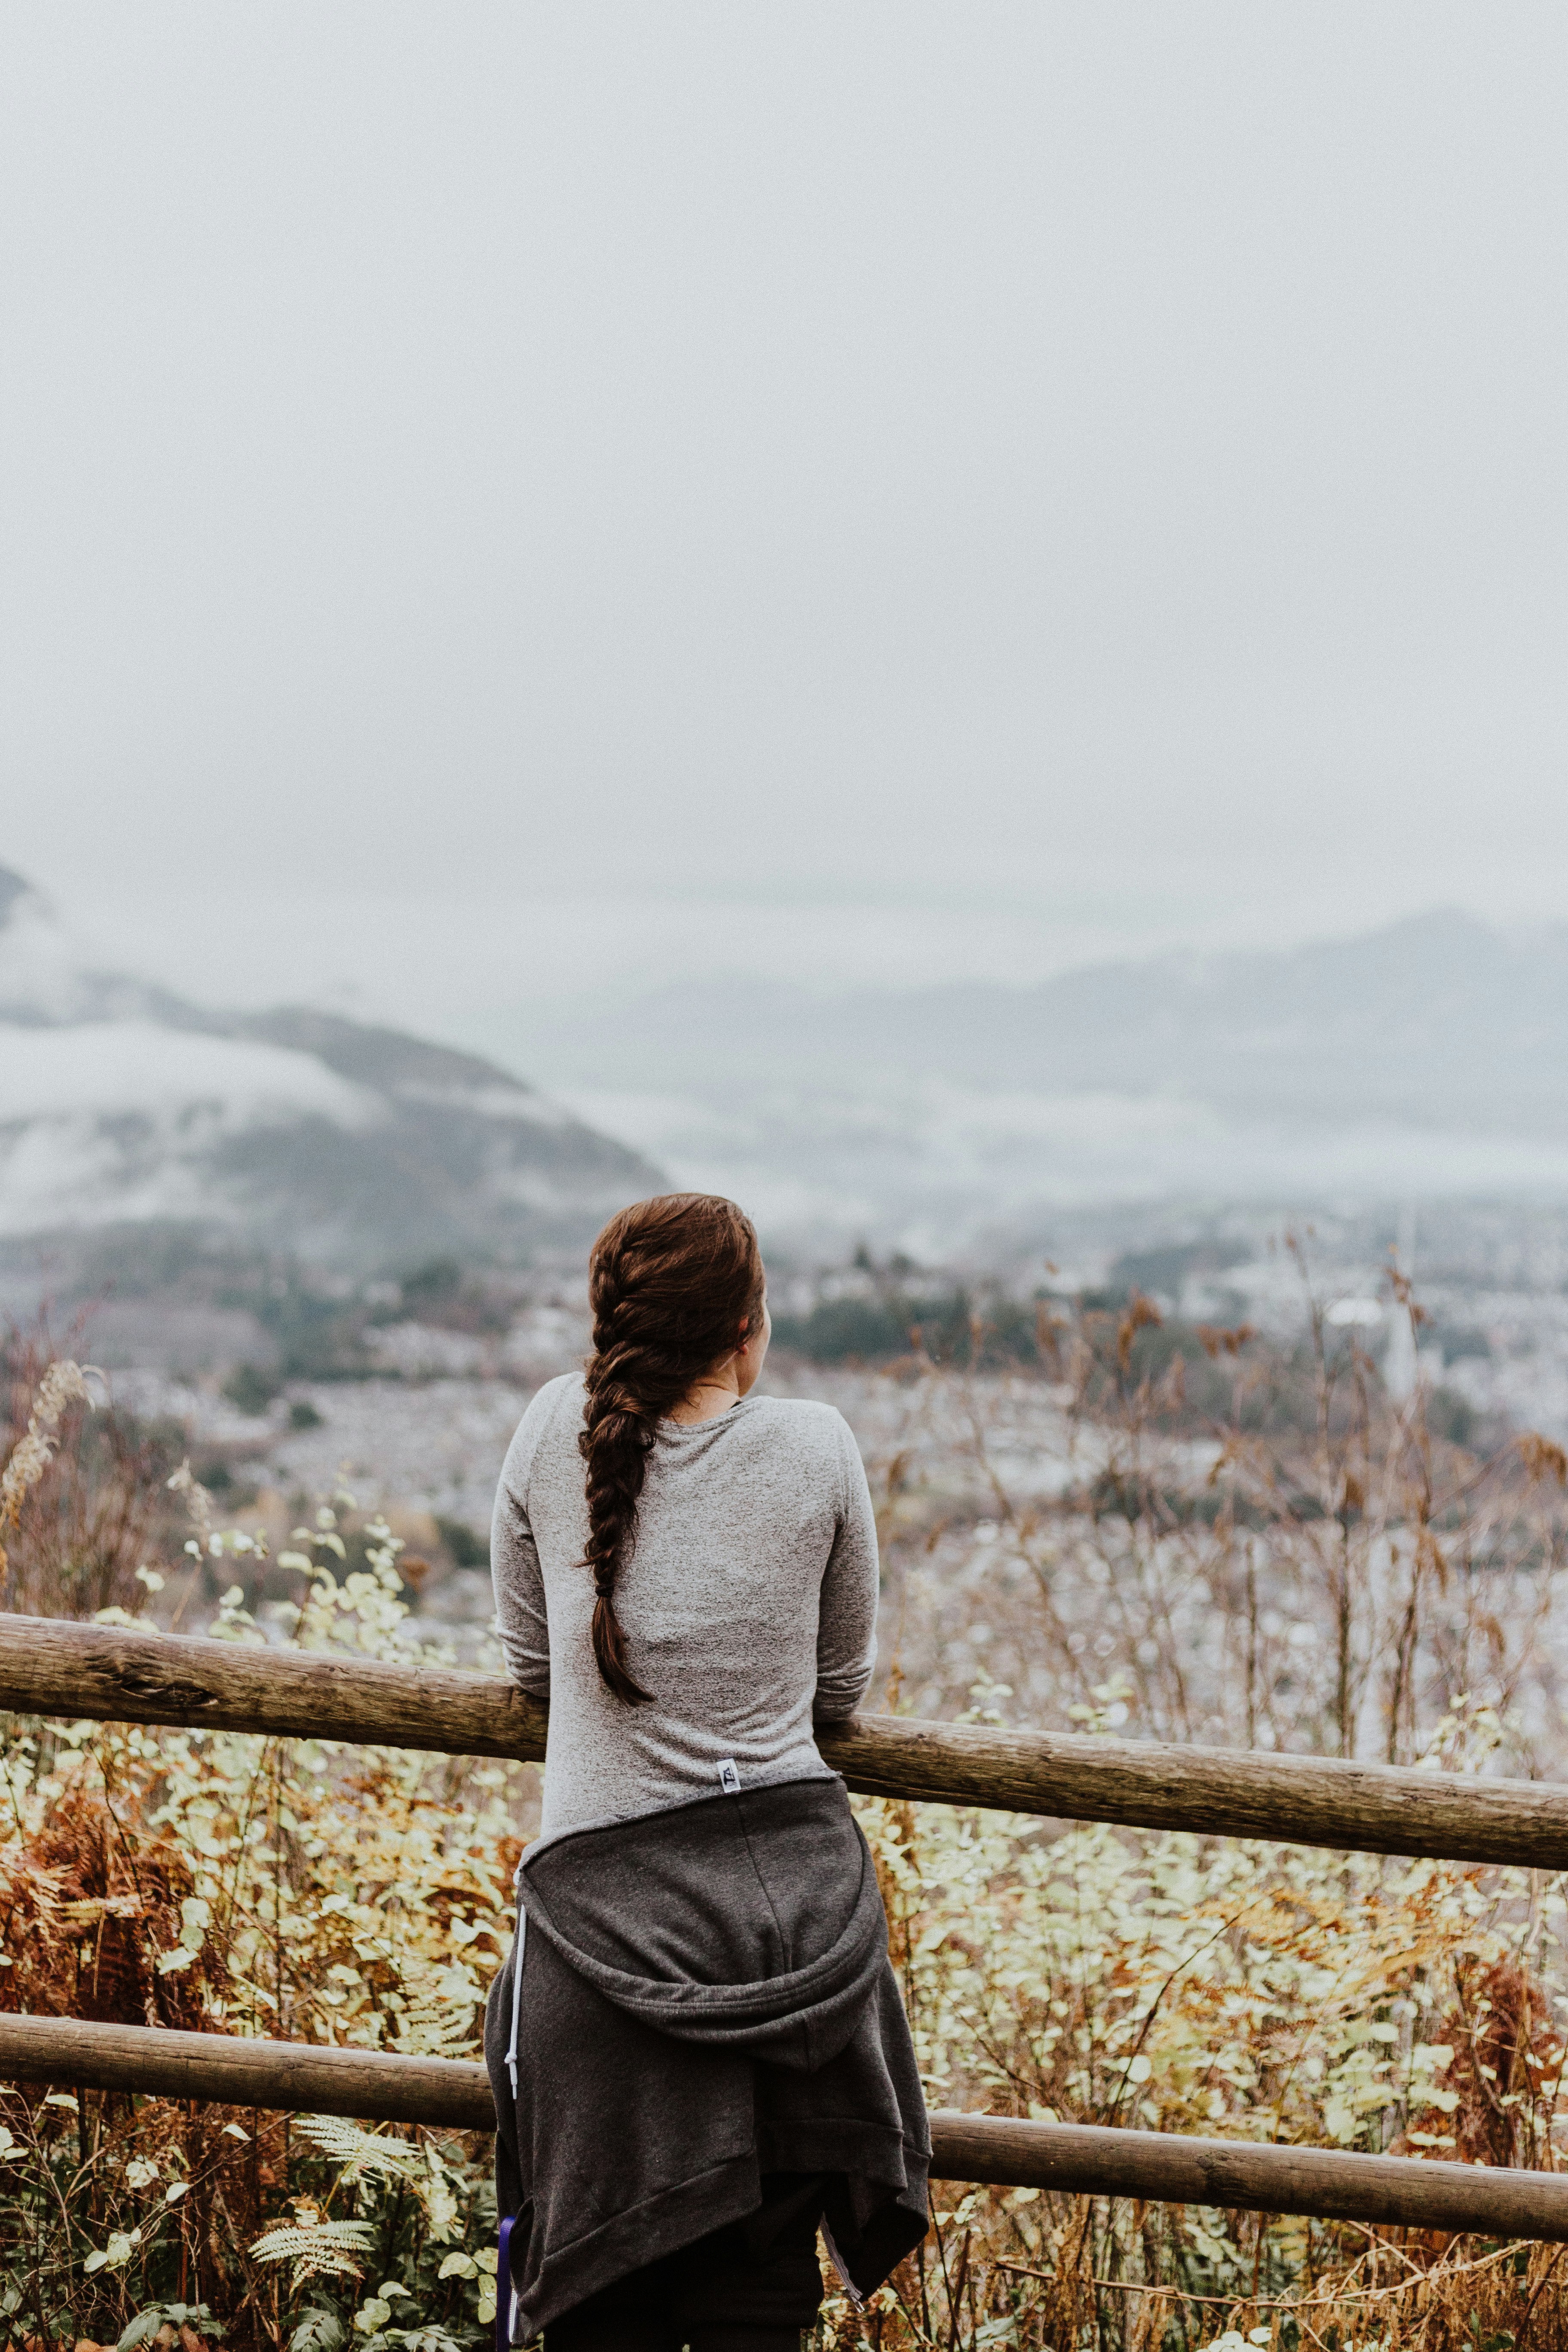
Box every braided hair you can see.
[579,1193,765,1705]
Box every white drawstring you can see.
[505,1895,526,2101]
[501,1895,527,2350]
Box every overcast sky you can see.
[3,5,1566,1023]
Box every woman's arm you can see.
[490,1412,554,1698]
[814,1418,880,1722]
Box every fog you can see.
[3,5,1566,1031]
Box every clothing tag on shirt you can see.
[717,1758,741,1795]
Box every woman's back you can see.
[493,1369,879,1841]
[485,1194,925,2346]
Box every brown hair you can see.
[579,1193,765,1704]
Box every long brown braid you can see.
[579,1194,765,1704]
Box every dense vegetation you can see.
[5,1260,1568,2351]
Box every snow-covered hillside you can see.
[0,867,658,1264]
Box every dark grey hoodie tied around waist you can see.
[484,1773,931,2339]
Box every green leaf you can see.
[119,2312,169,2352]
[289,2312,348,2352]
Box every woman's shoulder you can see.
[522,1368,587,1427]
[741,1392,855,1452]
[502,1371,586,1481]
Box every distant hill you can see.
[0,865,661,1270]
[525,910,1568,1135]
[510,910,1568,1249]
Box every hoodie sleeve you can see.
[490,1386,559,1699]
[814,1414,880,1721]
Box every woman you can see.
[485,1193,929,2352]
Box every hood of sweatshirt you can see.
[517,1773,887,2073]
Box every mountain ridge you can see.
[0,864,661,1267]
[521,907,1568,1136]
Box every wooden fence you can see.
[5,1614,1566,1866]
[4,1611,1568,2241]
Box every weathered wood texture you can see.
[927,2109,1568,2239]
[0,1612,550,1766]
[6,2014,1568,2239]
[0,2012,488,2129]
[3,1612,1566,1865]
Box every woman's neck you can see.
[665,1367,742,1425]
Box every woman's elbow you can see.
[813,1673,871,1724]
[499,1646,551,1700]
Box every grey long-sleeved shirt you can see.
[490,1372,880,1843]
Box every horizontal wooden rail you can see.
[3,1613,1566,1866]
[4,2013,1568,2240]
[0,2012,478,2128]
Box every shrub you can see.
[9,1276,1568,2351]
[434,1518,489,1571]
[0,1479,521,2351]
[221,1364,281,1417]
